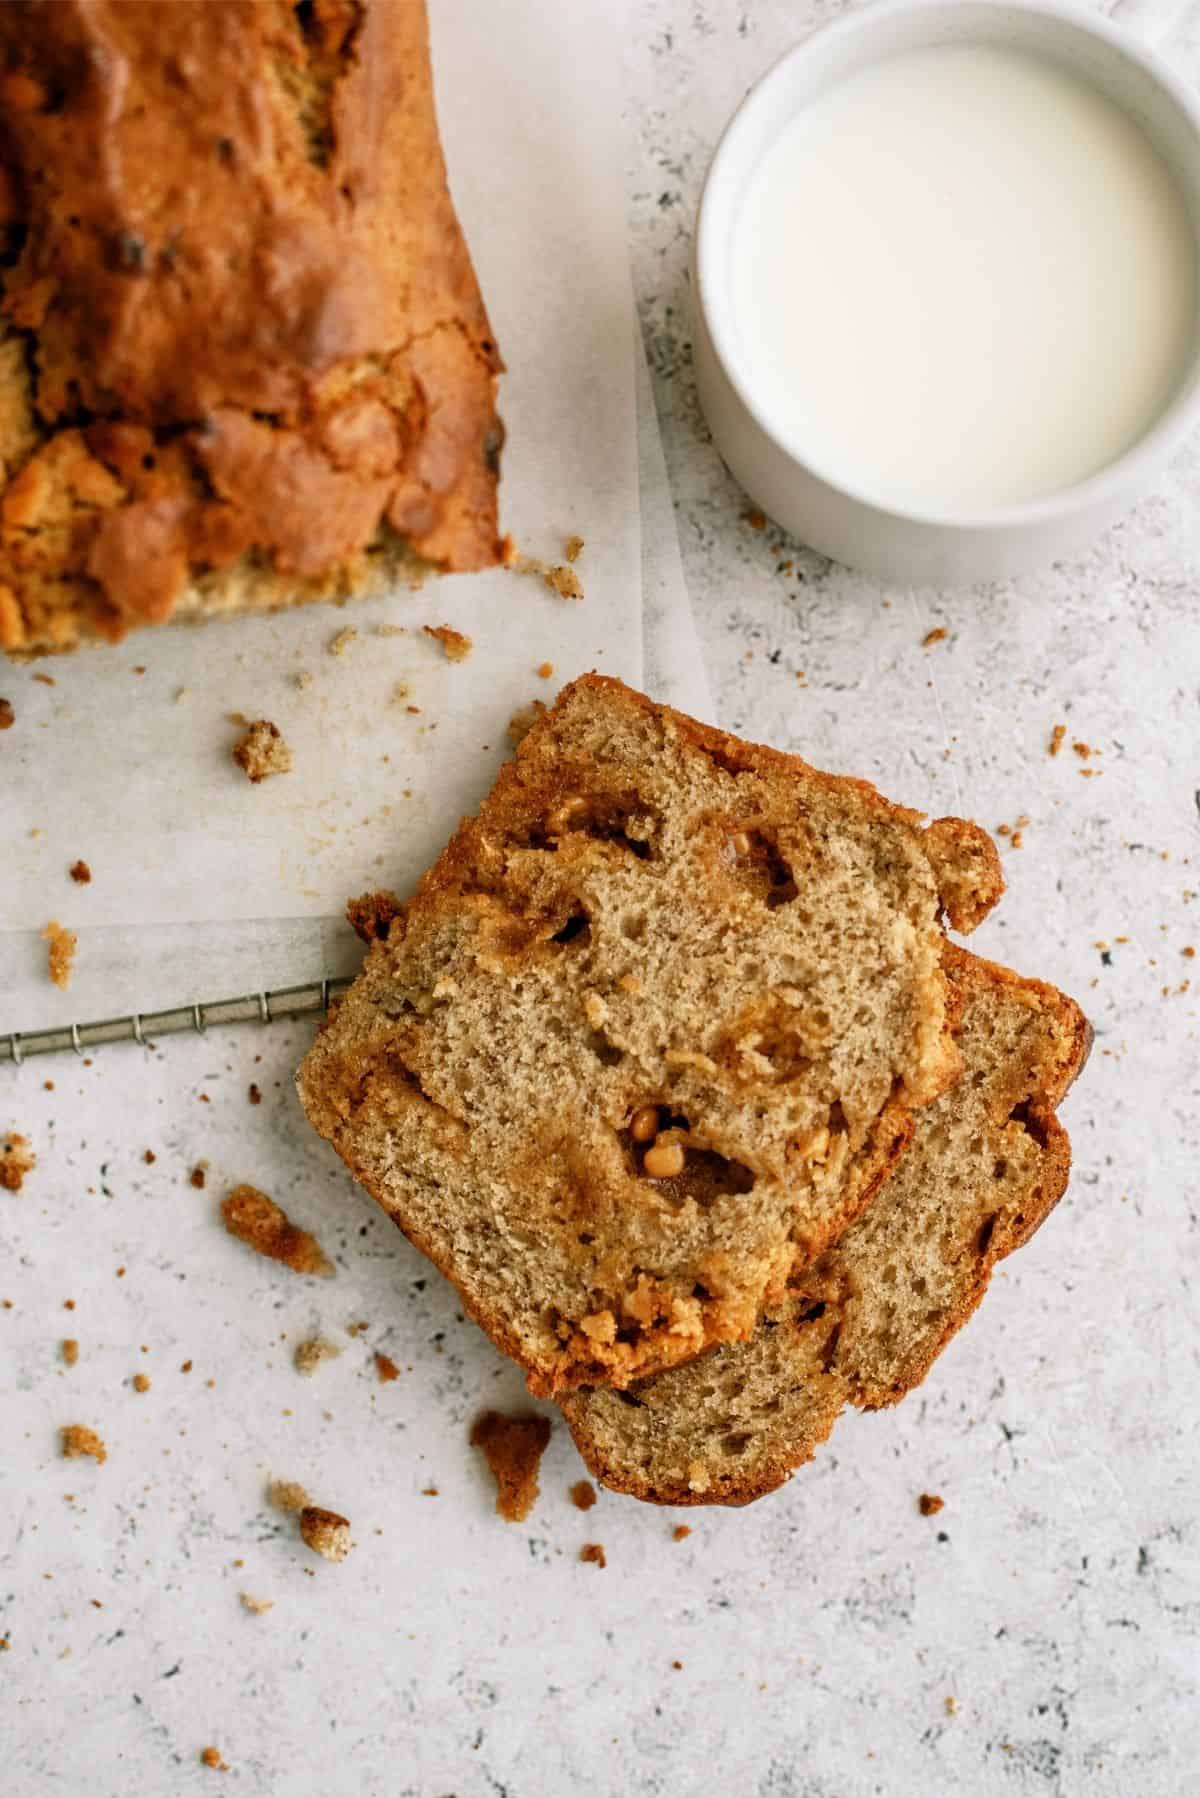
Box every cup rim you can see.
[696,0,1200,535]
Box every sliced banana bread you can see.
[297,676,1002,1395]
[558,946,1090,1503]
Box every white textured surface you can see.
[3,3,1200,1794]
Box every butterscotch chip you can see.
[61,1424,106,1464]
[42,919,76,990]
[221,1185,332,1276]
[232,719,292,783]
[569,1479,596,1511]
[268,1478,310,1514]
[579,1542,607,1567]
[918,1492,945,1516]
[293,1338,341,1377]
[299,1505,352,1563]
[69,859,91,884]
[374,1351,399,1383]
[423,623,473,662]
[1,1132,35,1192]
[61,1338,79,1367]
[470,1411,551,1522]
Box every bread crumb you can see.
[239,1592,274,1616]
[744,508,766,530]
[374,1351,400,1383]
[375,623,407,638]
[143,1149,156,1164]
[672,1525,691,1542]
[545,563,583,600]
[221,1185,333,1277]
[69,859,91,885]
[294,670,313,691]
[1183,946,1195,959]
[189,1164,207,1190]
[580,1542,607,1568]
[536,661,554,679]
[919,1492,945,1516]
[1048,723,1066,757]
[507,699,547,745]
[346,889,404,945]
[232,719,292,783]
[345,1320,369,1338]
[42,920,76,990]
[569,1480,597,1511]
[299,1505,353,1563]
[328,627,358,657]
[1072,739,1098,760]
[0,697,13,730]
[423,623,473,662]
[921,627,948,648]
[945,1696,960,1717]
[61,1338,79,1367]
[470,1410,551,1522]
[248,1083,262,1105]
[268,1478,310,1514]
[294,1337,341,1377]
[1,1132,35,1192]
[200,1746,228,1771]
[421,1486,439,1497]
[61,1424,106,1464]
[132,1372,151,1394]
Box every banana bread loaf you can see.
[0,0,503,655]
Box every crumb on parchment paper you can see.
[1,1132,35,1192]
[470,1410,551,1523]
[328,627,358,657]
[921,627,947,648]
[61,1338,79,1367]
[300,1505,353,1563]
[232,719,292,783]
[268,1478,310,1515]
[374,1352,400,1384]
[579,1542,607,1567]
[221,1185,332,1277]
[673,1524,691,1542]
[61,1424,106,1464]
[569,1480,597,1511]
[200,1746,228,1772]
[564,535,584,564]
[919,1492,945,1516]
[0,697,13,729]
[69,859,91,884]
[1048,723,1066,756]
[423,623,473,662]
[132,1372,151,1394]
[42,920,76,990]
[239,1593,274,1616]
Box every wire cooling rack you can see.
[0,977,352,1066]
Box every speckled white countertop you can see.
[4,3,1200,1793]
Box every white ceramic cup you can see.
[693,0,1200,585]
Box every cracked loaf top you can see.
[0,0,504,654]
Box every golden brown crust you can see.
[0,0,502,655]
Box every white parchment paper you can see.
[2,1,642,934]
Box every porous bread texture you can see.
[0,0,503,656]
[297,675,1001,1395]
[558,946,1091,1505]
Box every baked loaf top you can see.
[558,945,1091,1505]
[0,0,503,654]
[298,676,1002,1395]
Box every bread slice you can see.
[0,0,503,655]
[558,945,1091,1504]
[297,675,1001,1395]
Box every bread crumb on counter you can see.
[299,1505,353,1563]
[132,1372,151,1394]
[42,920,76,990]
[921,626,948,649]
[61,1424,107,1464]
[536,661,554,680]
[69,859,91,884]
[232,719,292,783]
[189,1163,208,1190]
[328,627,358,657]
[470,1410,551,1523]
[374,1352,399,1384]
[569,1480,597,1512]
[200,1746,228,1771]
[919,1492,945,1516]
[239,1592,274,1616]
[294,1338,341,1378]
[423,623,473,662]
[1048,722,1066,757]
[511,551,584,602]
[1,1132,35,1192]
[672,1525,691,1543]
[579,1542,607,1568]
[221,1185,333,1277]
[0,697,13,730]
[268,1478,310,1515]
[564,534,585,564]
[61,1338,79,1367]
